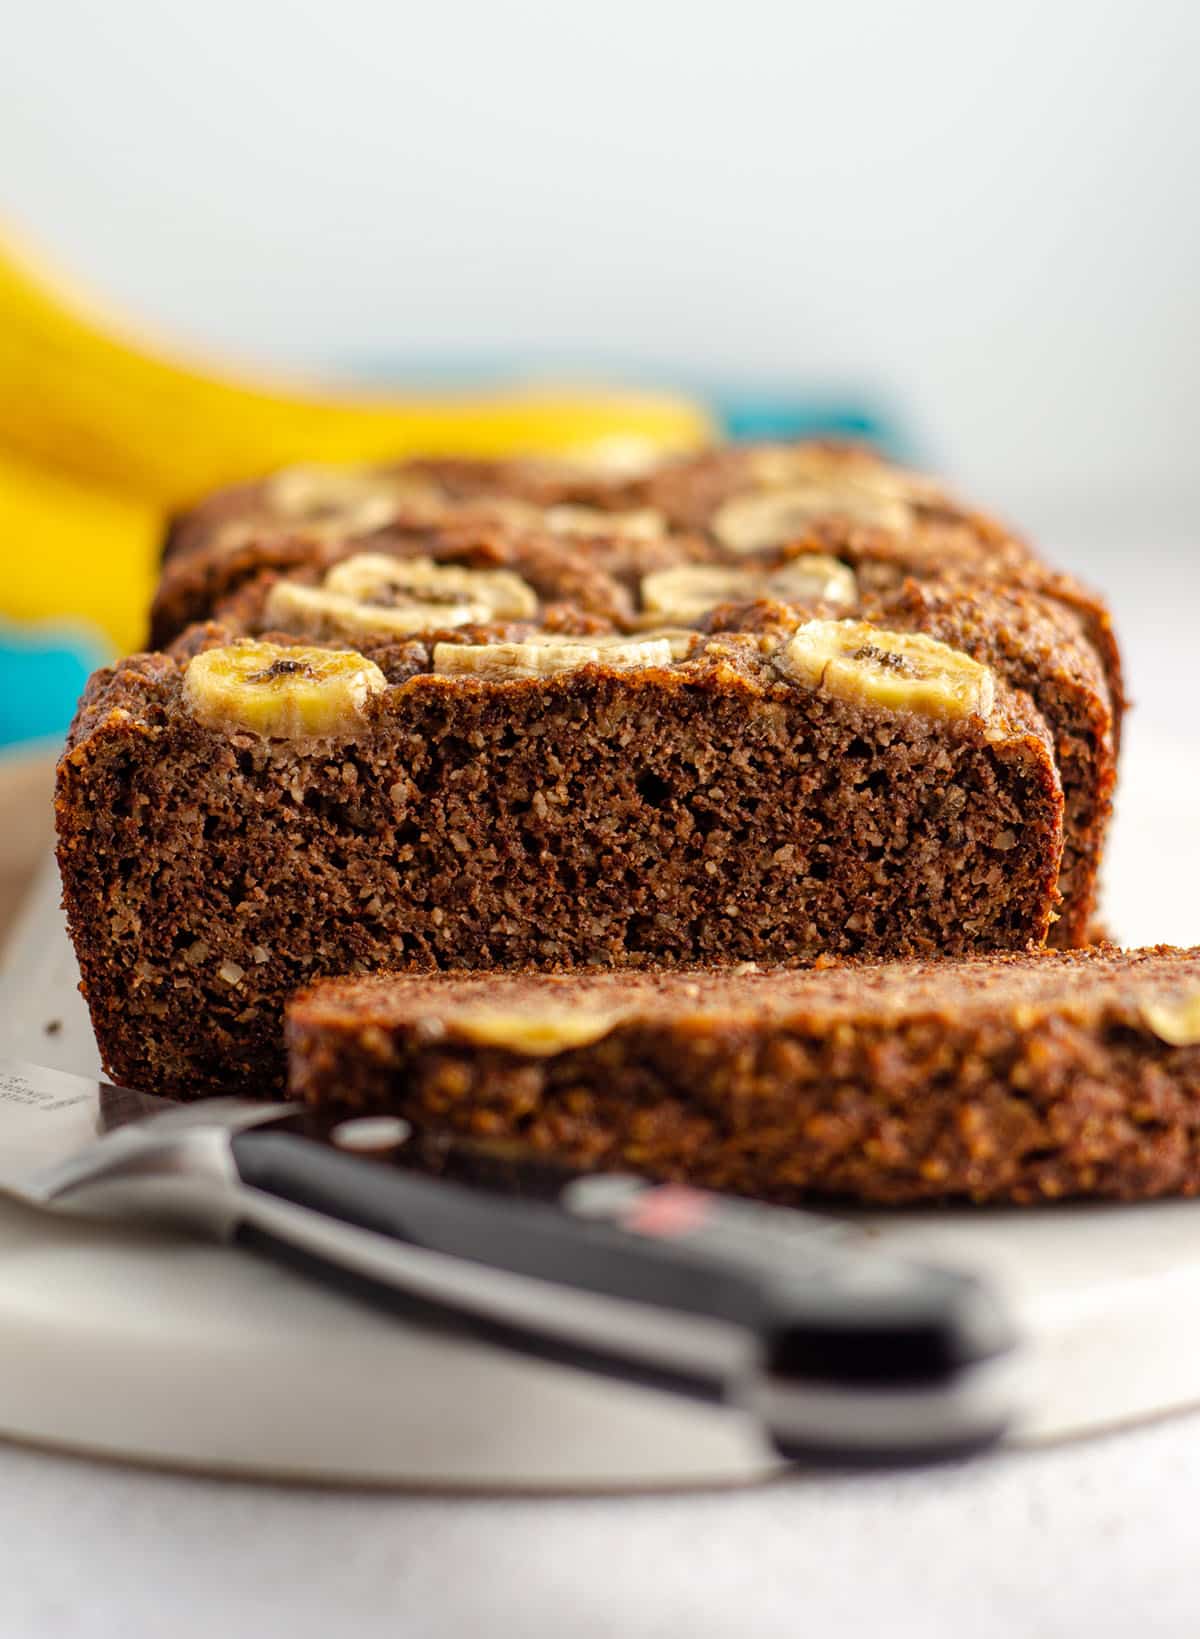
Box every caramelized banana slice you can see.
[434,497,666,542]
[266,465,444,529]
[183,641,386,738]
[433,633,674,679]
[263,553,542,640]
[712,484,912,553]
[324,553,538,619]
[264,581,482,639]
[745,445,948,505]
[636,627,702,660]
[541,504,667,542]
[445,1005,629,1055]
[782,619,995,721]
[640,556,857,621]
[1141,991,1200,1046]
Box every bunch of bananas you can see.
[0,232,712,655]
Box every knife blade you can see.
[0,1056,1023,1464]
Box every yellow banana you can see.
[0,232,714,510]
[0,449,158,654]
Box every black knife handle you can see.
[233,1130,758,1332]
[233,1216,731,1410]
[230,1129,1018,1461]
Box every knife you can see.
[0,1056,1022,1464]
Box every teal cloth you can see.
[0,624,107,753]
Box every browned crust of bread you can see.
[285,948,1200,1206]
[642,443,1126,737]
[151,443,1125,751]
[159,456,644,569]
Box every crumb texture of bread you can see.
[56,622,1061,1098]
[286,949,1200,1206]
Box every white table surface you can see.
[2,1411,1200,1639]
[2,537,1197,1638]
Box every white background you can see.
[4,0,1199,543]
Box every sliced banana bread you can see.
[285,947,1200,1206]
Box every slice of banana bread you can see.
[56,617,1062,1098]
[285,947,1200,1206]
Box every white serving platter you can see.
[0,723,1196,1490]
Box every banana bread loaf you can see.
[56,616,1062,1098]
[149,442,1123,945]
[285,947,1200,1205]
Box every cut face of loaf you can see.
[286,947,1200,1207]
[56,622,1062,1099]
